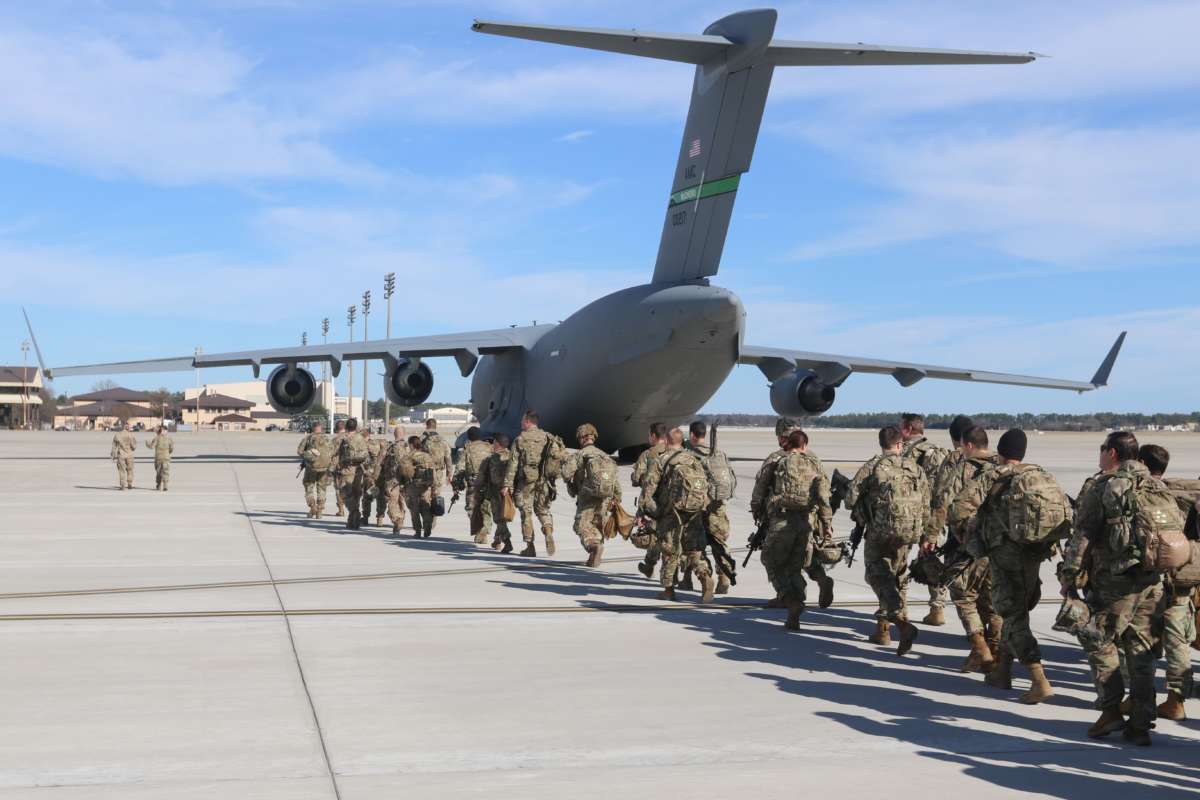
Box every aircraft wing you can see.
[739,332,1126,393]
[46,325,555,380]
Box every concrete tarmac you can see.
[1,428,1198,798]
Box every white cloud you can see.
[555,129,593,143]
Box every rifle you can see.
[296,462,305,479]
[743,517,768,568]
[449,488,461,513]
[830,469,852,514]
[843,522,864,567]
[701,506,737,586]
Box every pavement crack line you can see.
[226,444,343,800]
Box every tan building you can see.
[181,393,255,427]
[0,366,42,429]
[212,413,255,431]
[54,401,163,431]
[71,387,156,410]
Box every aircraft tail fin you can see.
[473,11,1040,284]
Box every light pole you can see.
[20,339,29,429]
[361,290,371,426]
[346,306,356,422]
[383,272,395,428]
[322,317,332,431]
[194,345,202,432]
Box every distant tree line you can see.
[699,412,1200,432]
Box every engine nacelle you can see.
[769,369,836,416]
[266,365,318,415]
[384,358,434,407]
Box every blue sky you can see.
[2,0,1197,413]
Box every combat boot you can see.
[767,594,786,609]
[637,562,654,579]
[961,633,995,674]
[1119,696,1134,716]
[657,587,676,601]
[678,573,695,592]
[586,541,604,567]
[392,521,401,535]
[501,537,514,554]
[868,619,891,646]
[700,573,715,604]
[1158,691,1187,721]
[1019,662,1053,705]
[519,543,536,557]
[1122,726,1151,747]
[817,576,834,609]
[376,515,385,526]
[715,575,730,595]
[491,539,504,551]
[544,531,556,556]
[985,656,1014,690]
[1087,708,1126,738]
[921,607,945,626]
[896,621,919,657]
[785,600,803,631]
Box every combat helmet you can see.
[576,423,598,442]
[775,417,799,437]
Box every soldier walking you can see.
[638,427,713,602]
[453,427,493,543]
[686,421,737,595]
[475,434,515,553]
[110,422,137,490]
[335,418,369,530]
[297,422,332,518]
[382,425,410,534]
[421,419,453,533]
[144,425,174,491]
[561,423,620,567]
[330,419,348,516]
[406,435,436,538]
[848,426,930,656]
[901,413,950,626]
[508,410,563,557]
[360,429,386,526]
[632,422,668,579]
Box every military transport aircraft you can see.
[32,9,1125,457]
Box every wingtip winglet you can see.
[20,306,50,379]
[1090,331,1127,388]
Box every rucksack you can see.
[424,433,450,469]
[991,465,1072,547]
[579,452,618,499]
[863,455,927,546]
[773,451,821,512]
[310,441,332,472]
[703,447,737,503]
[1122,474,1190,572]
[340,436,367,466]
[1165,477,1200,539]
[663,452,709,514]
[539,434,566,484]
[1171,541,1200,588]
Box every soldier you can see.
[360,428,386,526]
[848,425,929,656]
[942,425,1003,673]
[405,435,436,538]
[475,433,515,553]
[1138,444,1195,722]
[336,418,369,530]
[382,425,410,534]
[1062,431,1168,745]
[110,422,137,490]
[296,422,332,517]
[927,415,975,540]
[751,429,832,629]
[561,423,620,567]
[751,418,835,608]
[507,410,562,557]
[330,419,348,516]
[901,412,950,626]
[686,421,737,594]
[144,425,174,491]
[638,427,713,602]
[421,419,453,531]
[454,427,493,544]
[632,422,668,579]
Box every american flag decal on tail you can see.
[688,138,701,158]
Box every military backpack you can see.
[662,451,710,515]
[423,433,450,470]
[1116,473,1190,572]
[702,447,737,503]
[340,436,368,467]
[772,451,821,512]
[309,441,332,472]
[1165,477,1200,539]
[985,465,1072,549]
[861,455,927,546]
[579,452,618,499]
[538,434,567,484]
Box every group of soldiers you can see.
[108,423,175,491]
[294,409,1200,747]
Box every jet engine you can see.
[769,369,836,416]
[266,364,318,414]
[384,358,434,407]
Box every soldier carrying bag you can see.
[579,452,618,500]
[989,465,1073,550]
[1114,473,1190,572]
[863,456,926,547]
[663,452,709,515]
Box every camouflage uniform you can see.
[943,452,1003,640]
[406,448,436,537]
[330,431,348,515]
[144,432,174,490]
[562,443,621,554]
[421,430,453,532]
[632,442,667,571]
[1159,586,1196,699]
[110,429,137,489]
[336,433,369,529]
[904,435,950,615]
[381,439,409,532]
[360,436,386,524]
[475,448,514,548]
[1063,461,1165,734]
[507,427,557,551]
[455,439,493,543]
[750,450,831,608]
[296,430,332,516]
[639,448,711,592]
